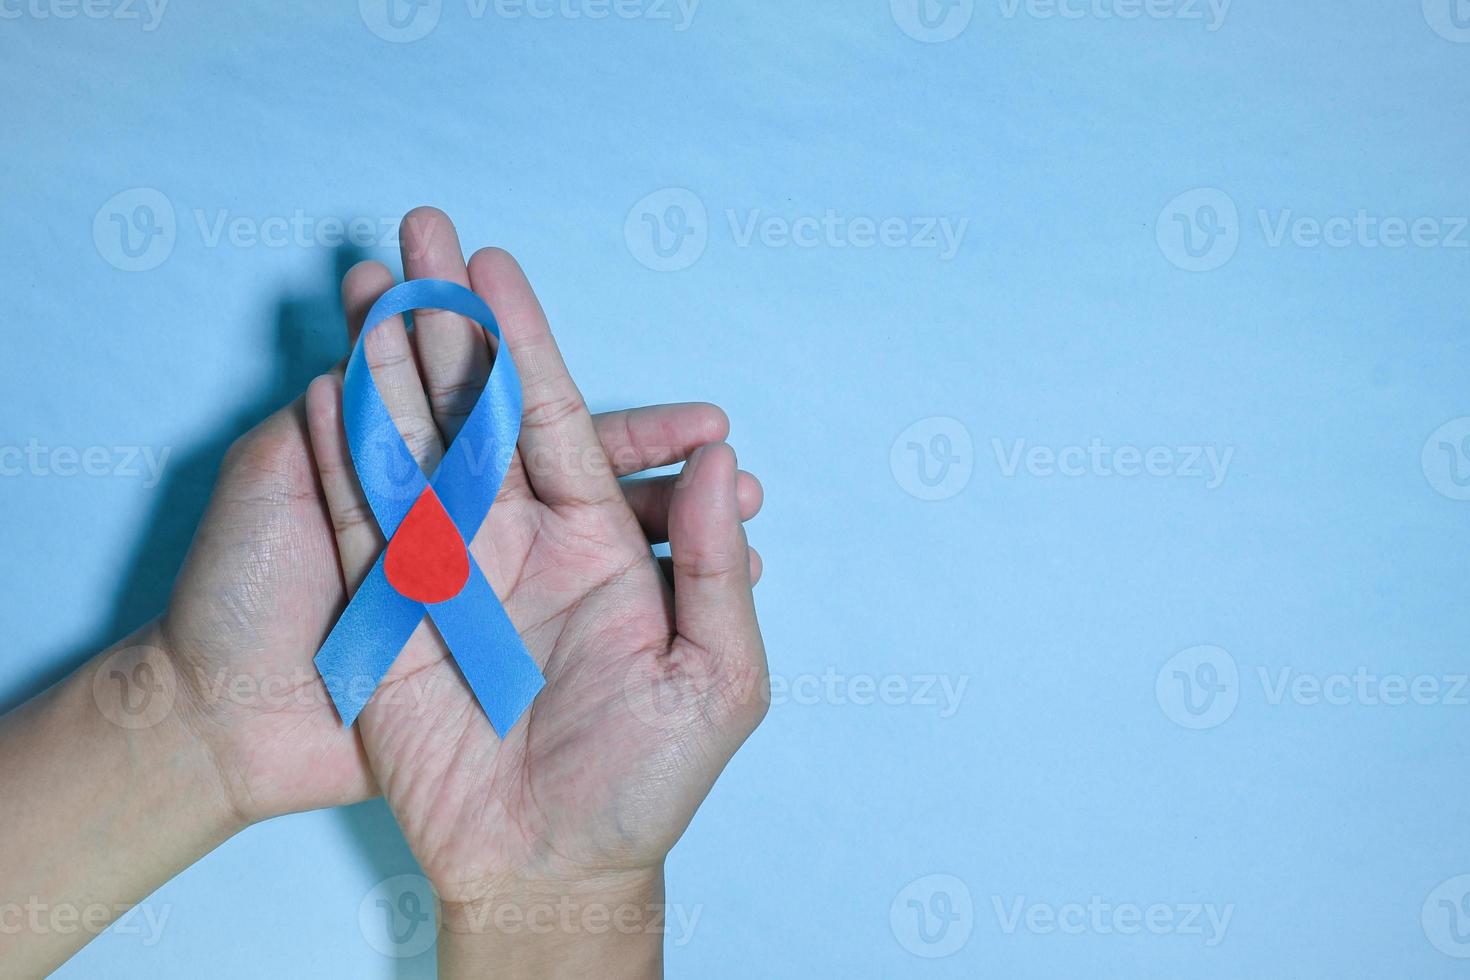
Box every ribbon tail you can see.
[314,556,425,727]
[427,562,545,737]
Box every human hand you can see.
[0,207,762,978]
[303,210,770,966]
[161,209,765,836]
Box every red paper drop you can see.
[384,488,470,604]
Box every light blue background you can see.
[3,1,1469,976]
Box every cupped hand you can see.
[159,208,763,834]
[303,208,770,908]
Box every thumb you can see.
[668,443,767,713]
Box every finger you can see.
[592,402,731,477]
[467,247,622,509]
[398,207,490,444]
[625,469,763,545]
[306,373,383,588]
[668,443,763,661]
[340,260,442,471]
[659,546,762,588]
[341,259,393,347]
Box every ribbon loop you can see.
[314,279,544,734]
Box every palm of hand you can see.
[162,378,760,846]
[157,211,766,901]
[357,463,757,903]
[301,217,766,903]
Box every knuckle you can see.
[331,500,374,536]
[521,390,586,430]
[425,377,481,420]
[673,547,744,581]
[367,346,414,373]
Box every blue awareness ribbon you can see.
[313,278,545,734]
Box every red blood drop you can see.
[384,488,470,604]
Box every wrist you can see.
[437,866,667,980]
[0,627,248,973]
[89,622,253,839]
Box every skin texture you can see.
[305,212,770,974]
[0,208,769,979]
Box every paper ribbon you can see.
[313,278,544,734]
